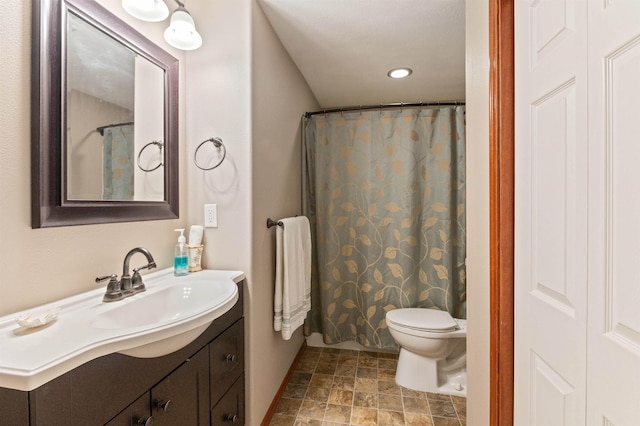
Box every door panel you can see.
[514,0,588,424]
[587,1,640,424]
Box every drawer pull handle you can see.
[157,399,172,413]
[226,354,238,363]
[137,415,154,425]
[226,414,239,423]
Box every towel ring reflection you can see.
[194,137,226,171]
[137,140,164,172]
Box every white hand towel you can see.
[273,216,312,340]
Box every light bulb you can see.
[387,68,413,79]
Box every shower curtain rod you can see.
[96,121,134,136]
[304,100,465,118]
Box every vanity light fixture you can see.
[122,0,169,22]
[163,1,202,51]
[122,0,202,51]
[387,68,413,79]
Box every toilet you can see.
[386,308,467,396]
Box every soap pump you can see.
[174,228,188,276]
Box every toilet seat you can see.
[386,308,459,333]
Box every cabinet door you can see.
[0,388,29,426]
[210,319,244,405]
[105,392,151,426]
[211,374,245,426]
[151,346,209,425]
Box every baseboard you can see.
[260,340,307,426]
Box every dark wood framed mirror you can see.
[32,0,179,228]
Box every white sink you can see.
[0,269,242,391]
[90,280,225,330]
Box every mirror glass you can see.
[32,0,179,228]
[66,11,165,202]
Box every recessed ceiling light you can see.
[387,68,413,79]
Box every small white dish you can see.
[15,307,60,328]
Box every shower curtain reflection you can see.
[302,106,466,350]
[102,124,135,200]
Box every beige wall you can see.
[0,0,187,317]
[466,0,491,424]
[250,1,320,423]
[184,0,318,423]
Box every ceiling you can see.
[258,0,465,109]
[67,11,135,111]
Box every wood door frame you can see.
[489,0,515,424]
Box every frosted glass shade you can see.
[122,0,169,22]
[163,8,202,51]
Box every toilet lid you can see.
[386,308,458,332]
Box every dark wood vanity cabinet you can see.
[1,281,245,426]
[106,345,210,426]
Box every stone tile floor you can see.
[269,346,466,426]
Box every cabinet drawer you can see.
[105,393,150,426]
[151,346,209,426]
[211,374,245,426]
[210,319,244,405]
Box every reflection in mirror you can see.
[66,11,165,202]
[31,0,179,228]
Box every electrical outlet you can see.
[204,204,218,228]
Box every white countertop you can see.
[0,268,244,391]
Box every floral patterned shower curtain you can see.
[302,106,466,350]
[103,124,134,200]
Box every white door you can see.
[514,0,589,424]
[515,0,640,424]
[586,0,640,423]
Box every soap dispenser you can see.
[174,228,188,276]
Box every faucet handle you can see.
[96,274,118,283]
[96,274,124,302]
[131,263,155,294]
[133,262,156,273]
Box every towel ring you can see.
[137,141,164,172]
[194,137,226,171]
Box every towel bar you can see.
[266,218,283,228]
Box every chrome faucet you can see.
[96,247,156,302]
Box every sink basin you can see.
[91,280,224,330]
[0,269,242,391]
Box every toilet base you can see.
[395,347,467,397]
